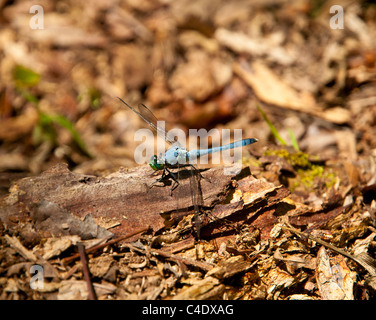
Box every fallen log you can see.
[0,163,291,242]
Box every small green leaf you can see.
[13,65,41,87]
[288,129,300,152]
[18,88,39,105]
[256,103,287,146]
[50,114,92,157]
[88,87,102,109]
[32,111,57,145]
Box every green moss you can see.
[264,148,337,192]
[264,149,311,168]
[242,157,261,167]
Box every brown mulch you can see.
[0,0,376,300]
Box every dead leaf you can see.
[57,280,116,300]
[40,236,80,260]
[234,60,318,114]
[88,255,115,278]
[315,246,356,300]
[264,266,297,299]
[171,276,225,300]
[206,255,253,279]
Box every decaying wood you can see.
[4,235,37,263]
[0,163,238,238]
[0,163,295,243]
[61,227,149,265]
[201,176,291,240]
[3,162,374,300]
[151,248,214,272]
[171,276,225,300]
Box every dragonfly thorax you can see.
[149,146,190,171]
[164,146,189,167]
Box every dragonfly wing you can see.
[137,104,181,147]
[118,98,181,147]
[188,165,203,238]
[136,103,159,130]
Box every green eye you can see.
[149,155,164,171]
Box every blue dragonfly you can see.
[118,98,258,237]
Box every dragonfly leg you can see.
[149,169,168,188]
[184,164,211,183]
[204,175,212,183]
[149,169,179,196]
[166,168,179,196]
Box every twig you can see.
[78,243,97,300]
[4,235,37,262]
[282,224,376,276]
[62,226,150,265]
[151,248,214,272]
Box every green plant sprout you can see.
[256,103,300,152]
[13,65,91,157]
[257,103,336,191]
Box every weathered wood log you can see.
[0,163,241,237]
[0,162,291,241]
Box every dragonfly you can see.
[118,97,258,237]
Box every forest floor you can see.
[0,0,376,300]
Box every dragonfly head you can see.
[149,155,165,171]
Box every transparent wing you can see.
[118,98,181,147]
[188,165,204,238]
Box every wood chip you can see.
[4,235,37,262]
